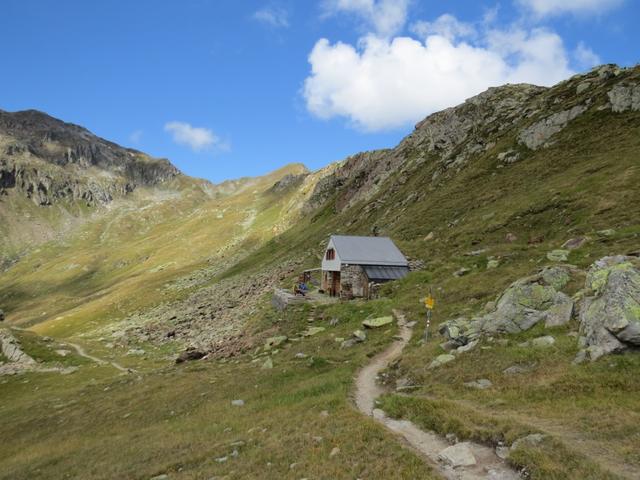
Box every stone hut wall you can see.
[340,265,369,298]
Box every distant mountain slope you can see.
[0,109,180,206]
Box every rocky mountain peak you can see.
[0,108,180,206]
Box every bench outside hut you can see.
[321,235,410,299]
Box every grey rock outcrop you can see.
[518,105,587,150]
[576,256,640,361]
[608,83,640,112]
[0,329,36,364]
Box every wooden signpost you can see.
[423,291,435,342]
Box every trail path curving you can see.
[354,310,520,480]
[66,342,132,373]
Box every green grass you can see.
[0,303,436,480]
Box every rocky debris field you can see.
[95,258,304,359]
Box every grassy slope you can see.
[0,300,436,480]
[0,164,308,338]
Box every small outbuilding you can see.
[321,235,409,298]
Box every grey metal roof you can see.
[363,265,410,281]
[330,235,408,266]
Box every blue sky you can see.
[1,0,638,183]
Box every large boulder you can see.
[576,256,640,361]
[362,316,393,328]
[480,266,573,334]
[438,266,574,346]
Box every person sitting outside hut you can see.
[294,281,308,296]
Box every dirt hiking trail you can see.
[354,310,520,480]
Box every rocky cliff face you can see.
[0,109,180,205]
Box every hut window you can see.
[326,248,335,260]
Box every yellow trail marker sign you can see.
[424,295,435,310]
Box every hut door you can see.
[331,271,341,297]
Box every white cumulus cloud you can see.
[164,121,221,152]
[303,17,575,131]
[253,6,289,28]
[517,0,624,16]
[322,0,410,37]
[410,14,476,41]
[574,41,601,68]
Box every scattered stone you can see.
[362,316,393,328]
[372,408,386,420]
[511,434,546,451]
[425,231,435,241]
[547,249,569,262]
[428,354,455,369]
[231,399,245,407]
[55,349,70,357]
[329,447,340,458]
[463,378,493,389]
[532,335,555,348]
[0,309,4,322]
[445,433,458,445]
[329,318,339,326]
[487,259,500,269]
[438,442,477,467]
[215,456,228,463]
[503,364,535,375]
[261,358,273,369]
[496,446,510,460]
[319,410,329,418]
[562,237,588,250]
[597,229,615,237]
[455,340,479,355]
[353,330,367,342]
[454,268,471,277]
[60,366,79,375]
[340,339,357,349]
[505,233,518,243]
[175,348,205,364]
[264,336,287,349]
[497,150,521,164]
[126,348,145,356]
[151,475,169,480]
[294,352,308,359]
[303,327,325,337]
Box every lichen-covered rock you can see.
[481,267,573,334]
[518,105,587,150]
[547,249,569,262]
[576,256,640,361]
[264,336,287,349]
[362,316,393,328]
[429,354,455,369]
[438,266,574,345]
